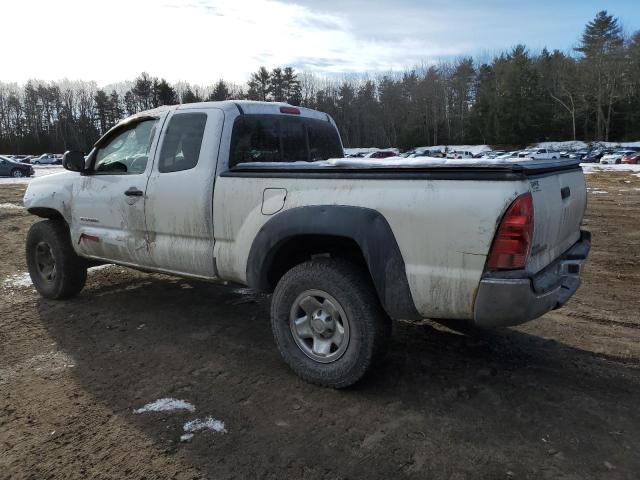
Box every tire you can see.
[271,259,391,388]
[11,169,24,178]
[26,220,87,299]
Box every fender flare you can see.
[246,205,421,320]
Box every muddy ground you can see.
[1,173,639,480]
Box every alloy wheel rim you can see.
[289,289,350,363]
[35,241,56,282]
[13,170,23,177]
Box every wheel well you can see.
[27,207,66,222]
[266,235,368,291]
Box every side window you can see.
[94,119,158,174]
[230,116,280,166]
[158,113,208,173]
[229,115,343,167]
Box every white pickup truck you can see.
[23,101,590,387]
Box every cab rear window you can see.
[229,114,342,167]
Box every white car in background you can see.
[600,150,634,165]
[447,150,474,160]
[31,153,58,165]
[518,148,559,160]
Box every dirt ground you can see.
[1,172,639,480]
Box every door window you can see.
[158,113,208,173]
[94,119,159,174]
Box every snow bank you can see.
[183,417,227,434]
[580,163,640,174]
[134,398,196,414]
[344,147,400,155]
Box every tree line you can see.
[1,10,639,154]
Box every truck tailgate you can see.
[527,168,586,273]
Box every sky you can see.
[2,0,639,87]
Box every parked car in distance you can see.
[495,151,520,160]
[582,149,610,163]
[600,150,635,165]
[480,150,505,159]
[569,150,589,160]
[518,148,559,160]
[13,155,34,163]
[0,155,34,178]
[364,151,396,159]
[447,150,474,160]
[621,152,640,164]
[31,153,58,165]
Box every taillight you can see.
[487,192,534,270]
[280,106,300,115]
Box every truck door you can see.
[71,116,164,267]
[144,107,224,278]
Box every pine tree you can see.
[209,80,231,101]
[283,67,302,105]
[247,67,270,101]
[154,79,178,106]
[575,11,624,140]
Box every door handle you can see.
[124,187,143,197]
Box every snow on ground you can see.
[414,145,492,155]
[580,163,640,175]
[344,147,400,155]
[2,265,120,291]
[0,203,24,209]
[134,398,196,414]
[183,417,227,434]
[3,273,33,289]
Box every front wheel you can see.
[271,259,391,388]
[11,169,24,178]
[26,220,87,299]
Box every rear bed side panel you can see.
[213,176,529,320]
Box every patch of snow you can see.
[0,203,24,210]
[590,190,608,194]
[183,417,227,434]
[344,147,400,155]
[580,163,640,174]
[180,433,194,442]
[3,272,33,288]
[134,398,196,414]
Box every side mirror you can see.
[62,150,85,172]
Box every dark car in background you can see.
[582,149,612,163]
[0,155,34,178]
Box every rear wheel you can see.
[26,220,87,299]
[271,259,391,388]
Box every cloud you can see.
[6,0,636,85]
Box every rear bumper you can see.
[473,231,591,328]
